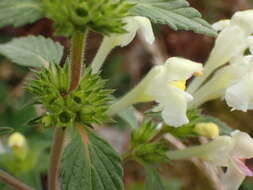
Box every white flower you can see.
[167,130,253,190]
[225,68,253,111]
[118,16,154,47]
[107,57,203,127]
[189,55,253,111]
[205,131,253,190]
[91,16,154,73]
[188,10,253,94]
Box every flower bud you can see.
[194,122,219,139]
[8,132,26,148]
[8,132,27,159]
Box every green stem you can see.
[48,127,65,190]
[68,30,88,92]
[91,37,116,74]
[48,30,88,190]
[0,169,35,190]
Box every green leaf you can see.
[145,168,181,190]
[61,127,124,190]
[0,0,44,28]
[128,0,217,37]
[0,36,64,67]
[145,168,168,190]
[0,127,14,136]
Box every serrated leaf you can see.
[0,36,64,67]
[61,127,124,190]
[128,0,217,37]
[0,0,44,28]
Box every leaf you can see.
[128,0,217,37]
[145,168,168,190]
[145,168,181,190]
[0,36,64,67]
[0,127,14,136]
[61,127,124,190]
[0,0,44,28]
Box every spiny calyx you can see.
[27,61,112,128]
[42,0,133,36]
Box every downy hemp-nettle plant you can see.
[0,0,253,190]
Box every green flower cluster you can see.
[27,62,112,128]
[129,120,169,165]
[42,0,133,36]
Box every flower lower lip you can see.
[234,158,253,176]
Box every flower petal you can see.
[134,16,155,44]
[163,57,203,81]
[221,160,246,190]
[158,88,192,127]
[231,10,253,35]
[201,136,233,166]
[248,36,253,54]
[120,16,154,47]
[212,19,230,31]
[119,18,139,47]
[190,55,253,108]
[167,136,233,163]
[188,26,247,94]
[225,73,253,111]
[206,25,247,73]
[189,65,234,108]
[233,158,253,176]
[230,130,253,159]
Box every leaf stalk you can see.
[0,169,35,190]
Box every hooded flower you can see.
[116,16,155,47]
[189,55,253,111]
[167,130,253,190]
[91,16,154,73]
[107,57,203,127]
[188,10,253,94]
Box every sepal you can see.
[27,61,112,128]
[42,0,133,36]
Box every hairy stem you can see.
[0,169,34,190]
[68,30,88,92]
[48,30,88,190]
[48,127,66,190]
